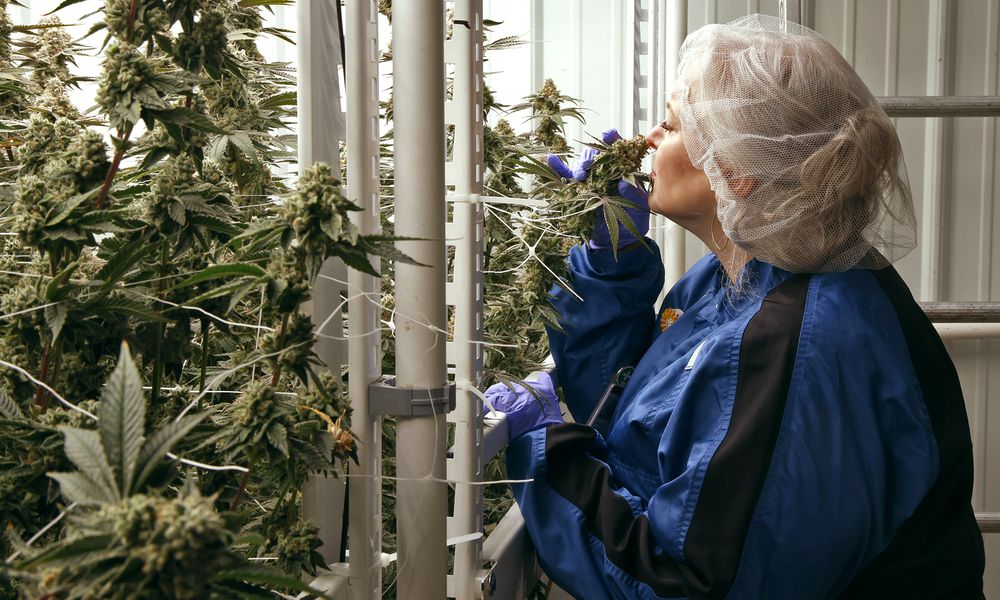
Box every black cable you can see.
[335,0,347,71]
[340,475,349,563]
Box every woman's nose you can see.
[645,126,663,149]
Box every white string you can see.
[4,502,77,564]
[0,301,59,321]
[132,292,275,332]
[168,453,249,473]
[175,341,311,421]
[0,359,97,421]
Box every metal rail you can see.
[977,512,1000,534]
[921,302,1000,322]
[879,95,1000,117]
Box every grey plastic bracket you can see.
[368,377,456,416]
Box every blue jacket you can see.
[506,242,985,600]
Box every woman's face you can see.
[645,99,717,225]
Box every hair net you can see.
[675,14,917,272]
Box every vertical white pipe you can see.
[663,0,688,291]
[346,0,383,598]
[297,0,347,567]
[447,3,485,598]
[392,2,448,599]
[920,0,953,301]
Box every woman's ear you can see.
[730,177,758,199]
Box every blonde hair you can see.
[677,15,917,273]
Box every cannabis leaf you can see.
[47,342,208,504]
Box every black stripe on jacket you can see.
[545,274,811,599]
[838,268,985,599]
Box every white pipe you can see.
[919,0,952,301]
[663,0,688,291]
[392,2,448,599]
[346,0,383,597]
[446,2,486,599]
[298,0,348,567]
[936,323,1000,340]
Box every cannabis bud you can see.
[11,176,48,247]
[283,162,361,256]
[261,311,317,384]
[66,128,111,191]
[104,0,169,43]
[96,42,160,131]
[265,246,311,313]
[173,10,227,75]
[275,518,324,576]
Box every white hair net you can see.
[675,14,917,272]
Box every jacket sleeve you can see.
[509,274,942,600]
[546,241,664,422]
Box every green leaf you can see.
[0,391,23,419]
[96,237,155,284]
[257,91,297,110]
[226,131,259,164]
[98,343,146,495]
[44,302,67,341]
[47,471,115,506]
[266,423,289,458]
[214,568,330,597]
[327,245,379,277]
[170,263,267,291]
[89,295,168,323]
[58,428,118,502]
[44,0,89,15]
[603,202,620,260]
[45,262,78,301]
[147,107,227,134]
[46,187,101,227]
[133,413,209,493]
[167,200,186,226]
[17,535,114,570]
[187,278,260,306]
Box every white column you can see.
[346,0,383,598]
[663,0,688,291]
[392,2,449,599]
[297,0,348,566]
[445,1,486,598]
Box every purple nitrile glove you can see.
[483,371,563,440]
[546,128,650,250]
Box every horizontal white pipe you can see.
[935,323,1000,340]
[878,95,1000,117]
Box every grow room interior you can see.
[0,0,999,599]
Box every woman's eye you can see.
[660,120,673,131]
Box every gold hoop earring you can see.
[710,214,730,252]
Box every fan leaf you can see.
[98,343,146,495]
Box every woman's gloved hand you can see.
[546,128,650,250]
[483,372,563,440]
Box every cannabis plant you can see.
[9,344,324,599]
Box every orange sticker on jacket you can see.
[660,307,683,331]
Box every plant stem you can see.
[230,450,256,511]
[33,341,51,409]
[150,243,168,405]
[95,125,133,210]
[126,0,139,43]
[4,146,13,162]
[269,313,290,388]
[232,312,290,512]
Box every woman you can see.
[489,15,986,599]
